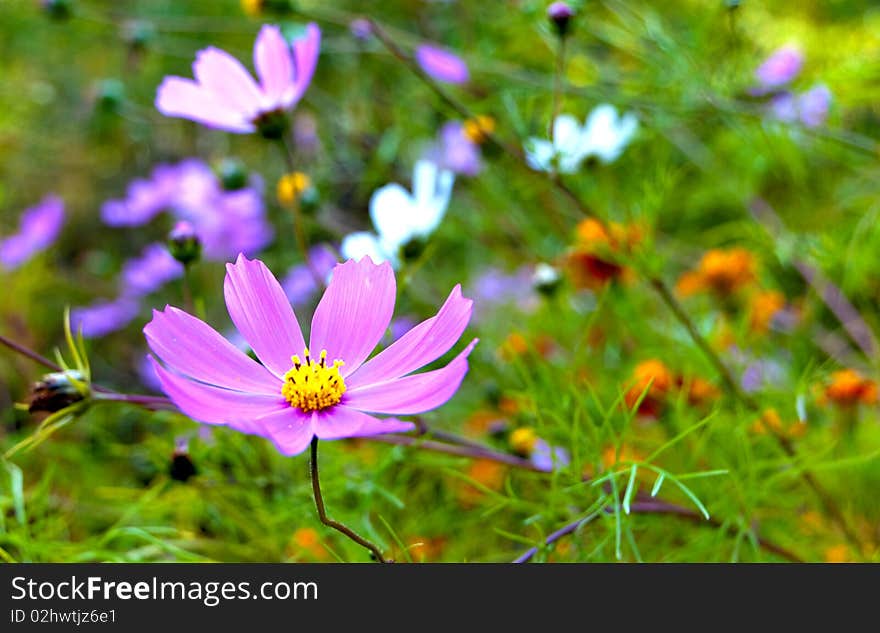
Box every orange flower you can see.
[600,443,645,469]
[682,377,720,407]
[464,409,507,436]
[498,332,555,360]
[750,408,807,439]
[677,248,757,296]
[456,459,506,506]
[824,544,851,563]
[565,219,641,289]
[287,528,329,561]
[624,359,673,416]
[748,290,786,333]
[405,535,447,562]
[824,369,878,406]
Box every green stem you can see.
[309,437,389,563]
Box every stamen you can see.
[281,348,346,413]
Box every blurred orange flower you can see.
[823,369,877,406]
[456,459,506,507]
[748,290,786,333]
[750,408,807,439]
[677,248,757,297]
[564,219,641,289]
[624,359,674,416]
[287,527,329,561]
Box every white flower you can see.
[341,160,454,267]
[580,104,639,164]
[524,105,638,173]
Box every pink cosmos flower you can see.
[415,44,469,85]
[145,255,477,456]
[156,24,320,134]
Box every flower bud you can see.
[42,0,72,21]
[401,236,428,263]
[241,0,292,16]
[217,158,249,191]
[170,438,198,482]
[547,2,575,37]
[532,262,562,296]
[122,19,155,52]
[253,109,289,140]
[28,369,89,413]
[94,78,125,114]
[167,221,202,266]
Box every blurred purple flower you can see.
[426,121,482,176]
[280,243,338,306]
[102,158,272,261]
[0,195,64,270]
[415,44,469,84]
[531,439,570,473]
[754,46,803,92]
[768,84,831,128]
[156,24,320,134]
[349,18,372,41]
[71,296,141,338]
[470,266,539,320]
[122,243,184,297]
[101,165,178,226]
[798,84,832,128]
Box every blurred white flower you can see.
[341,160,454,267]
[525,105,638,173]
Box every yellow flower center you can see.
[281,349,346,412]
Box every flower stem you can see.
[276,137,324,290]
[0,333,62,372]
[549,35,566,143]
[309,437,390,563]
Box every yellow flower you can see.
[509,427,538,456]
[240,0,262,17]
[462,115,495,144]
[277,172,311,206]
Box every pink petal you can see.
[193,47,265,118]
[309,257,396,377]
[254,25,295,106]
[144,306,279,395]
[313,405,415,440]
[255,407,315,456]
[224,254,307,378]
[150,357,285,434]
[156,76,255,133]
[347,284,473,387]
[344,339,478,415]
[291,23,321,103]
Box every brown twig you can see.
[310,437,389,562]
